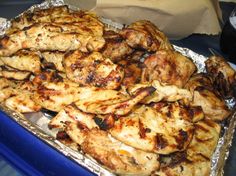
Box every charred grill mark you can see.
[86,72,95,83]
[77,121,89,130]
[156,133,168,150]
[175,130,188,150]
[56,131,70,140]
[195,123,209,133]
[138,119,146,138]
[94,116,112,130]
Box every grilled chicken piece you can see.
[1,80,41,113]
[0,23,105,56]
[41,51,65,72]
[0,50,41,73]
[48,104,96,130]
[9,5,104,36]
[0,66,31,80]
[33,79,81,112]
[128,80,192,104]
[102,30,133,62]
[142,50,196,88]
[5,93,41,113]
[75,87,155,116]
[110,103,194,154]
[205,56,236,98]
[120,20,173,52]
[154,119,220,176]
[0,78,16,101]
[64,51,124,89]
[65,122,160,175]
[9,5,70,33]
[185,73,230,121]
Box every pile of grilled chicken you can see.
[0,5,236,176]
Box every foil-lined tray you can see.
[0,0,236,176]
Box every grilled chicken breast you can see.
[75,87,155,116]
[142,50,196,88]
[110,103,194,154]
[205,56,236,98]
[185,73,230,121]
[0,23,105,56]
[120,20,173,52]
[154,119,220,176]
[64,51,124,89]
[0,50,41,73]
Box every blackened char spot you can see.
[156,133,168,150]
[176,130,188,150]
[56,131,70,140]
[94,116,112,130]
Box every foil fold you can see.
[0,0,235,176]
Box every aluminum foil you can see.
[0,0,236,176]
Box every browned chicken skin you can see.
[120,20,173,52]
[205,56,236,98]
[185,73,230,121]
[0,23,105,56]
[102,30,133,62]
[64,50,124,89]
[142,50,196,88]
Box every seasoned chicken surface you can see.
[117,60,142,86]
[205,56,236,98]
[109,103,194,154]
[0,23,105,56]
[8,6,104,36]
[185,73,230,121]
[128,80,192,104]
[142,50,196,88]
[0,50,41,73]
[64,51,124,89]
[102,30,133,62]
[154,119,220,176]
[120,20,173,52]
[75,87,155,116]
[41,51,65,72]
[0,66,31,80]
[9,5,70,33]
[0,78,16,101]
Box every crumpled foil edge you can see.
[0,0,235,176]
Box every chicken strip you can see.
[41,51,65,72]
[75,86,155,116]
[185,73,230,121]
[205,56,236,98]
[0,50,41,73]
[120,20,173,52]
[0,23,105,56]
[0,78,16,102]
[128,80,192,104]
[102,30,133,62]
[154,119,220,176]
[142,50,196,88]
[9,5,70,33]
[0,66,31,80]
[109,103,194,154]
[64,51,124,89]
